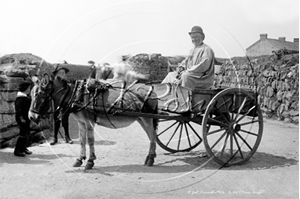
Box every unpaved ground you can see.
[0,117,298,199]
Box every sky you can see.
[0,0,299,65]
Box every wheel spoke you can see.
[157,121,178,136]
[218,96,232,112]
[210,130,227,150]
[235,132,253,151]
[236,104,256,123]
[230,132,233,156]
[220,133,230,159]
[239,129,258,136]
[233,133,244,159]
[184,122,192,148]
[187,122,202,141]
[219,111,231,124]
[233,97,247,121]
[207,117,228,127]
[207,128,225,136]
[177,123,183,150]
[231,94,236,119]
[239,119,260,126]
[165,122,181,147]
[221,95,232,113]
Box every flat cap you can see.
[18,80,33,92]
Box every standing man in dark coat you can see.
[14,79,33,157]
[50,65,73,145]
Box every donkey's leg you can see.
[138,117,158,166]
[85,121,96,170]
[73,121,87,167]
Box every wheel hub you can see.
[229,122,241,132]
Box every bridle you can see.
[30,77,78,122]
[30,82,55,116]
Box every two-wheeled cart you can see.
[121,85,263,166]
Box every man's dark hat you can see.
[18,79,33,92]
[188,26,204,35]
[52,64,69,74]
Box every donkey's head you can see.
[29,74,54,123]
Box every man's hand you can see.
[176,65,185,74]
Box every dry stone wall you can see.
[214,53,299,124]
[128,53,169,83]
[0,53,54,148]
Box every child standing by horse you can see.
[14,79,33,157]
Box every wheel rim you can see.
[202,88,263,166]
[156,119,202,153]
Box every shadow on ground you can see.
[64,150,298,174]
[71,140,116,145]
[0,150,73,166]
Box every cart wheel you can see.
[202,88,263,166]
[156,119,203,153]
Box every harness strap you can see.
[55,85,71,113]
[57,81,79,118]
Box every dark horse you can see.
[28,73,159,170]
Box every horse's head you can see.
[29,74,54,123]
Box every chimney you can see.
[294,38,299,43]
[260,34,267,40]
[278,37,286,42]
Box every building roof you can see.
[246,36,299,51]
[267,39,299,51]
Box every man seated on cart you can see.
[162,25,215,90]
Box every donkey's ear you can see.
[40,73,50,88]
[31,76,40,84]
[44,74,50,83]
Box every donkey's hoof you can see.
[85,160,94,170]
[145,158,154,166]
[73,159,83,167]
[144,156,154,166]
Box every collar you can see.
[194,42,204,48]
[17,91,28,97]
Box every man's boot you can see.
[65,136,73,144]
[50,136,58,145]
[14,136,26,157]
[50,131,58,145]
[23,135,32,154]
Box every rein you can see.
[55,81,80,119]
[54,86,70,111]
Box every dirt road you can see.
[0,117,298,199]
